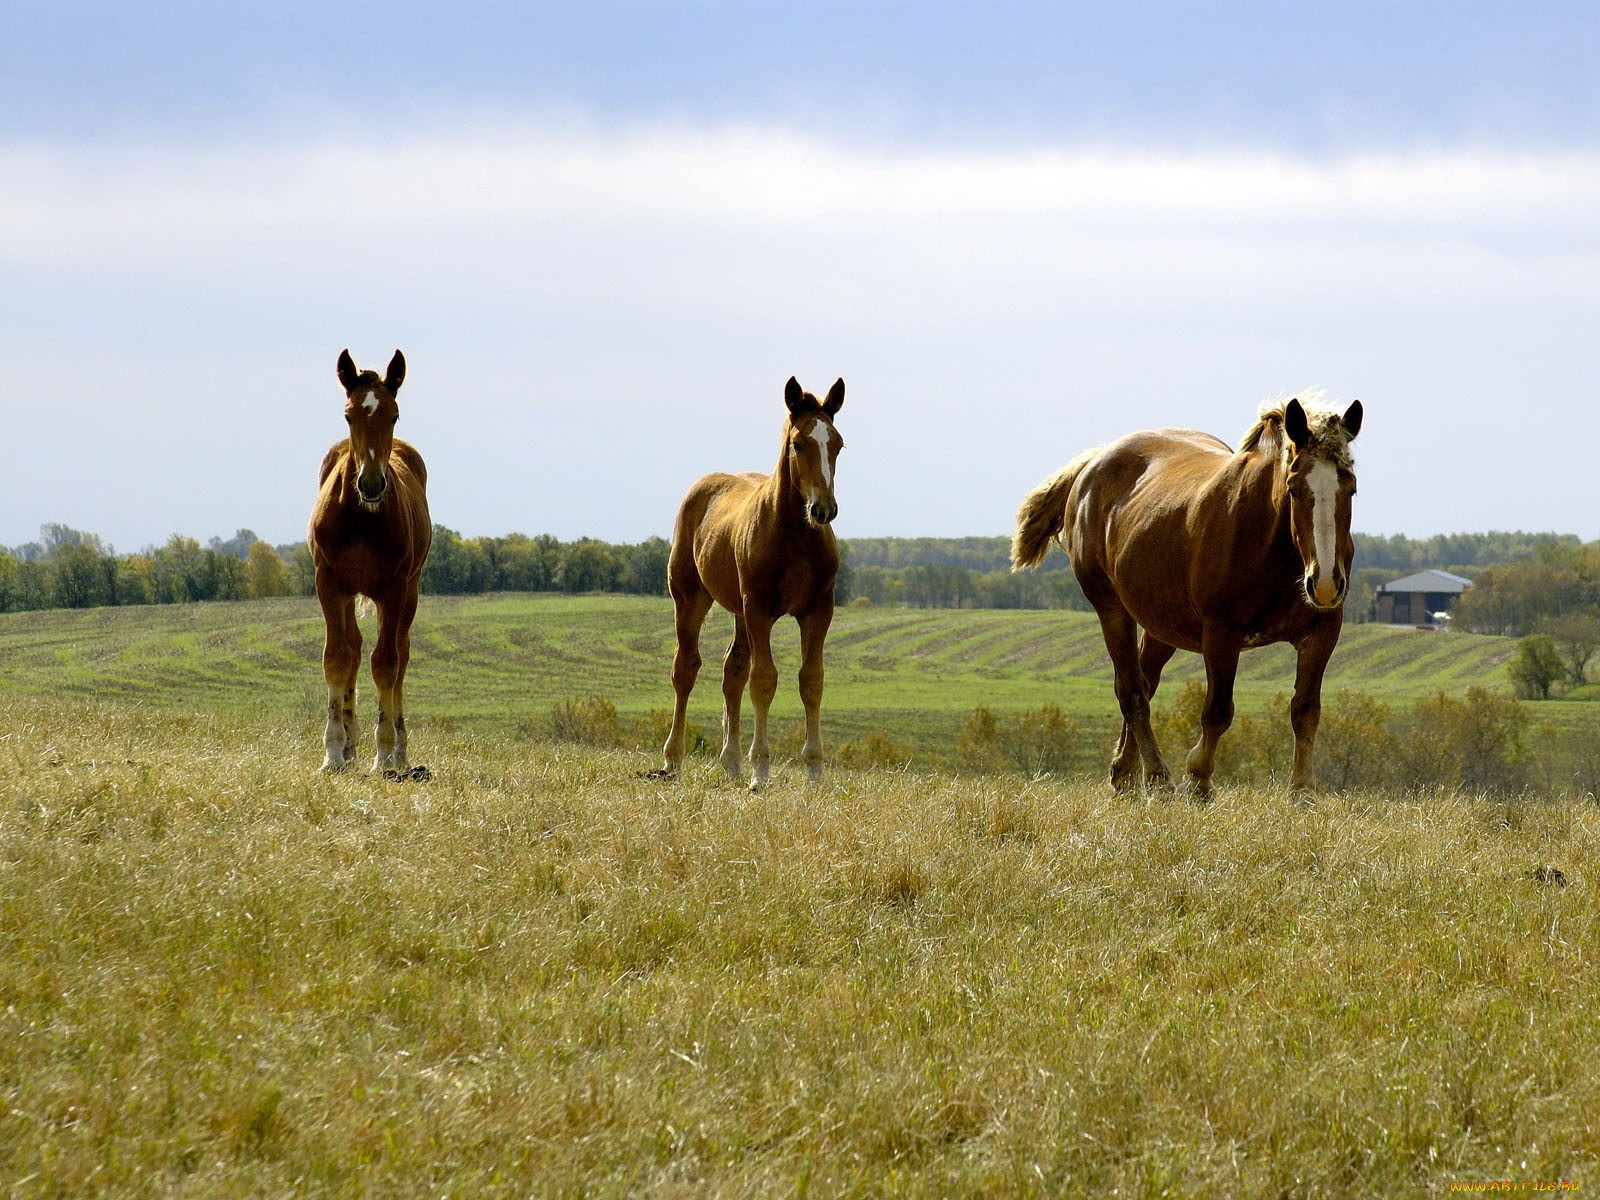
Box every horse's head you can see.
[1282,396,1362,610]
[783,376,845,527]
[335,348,406,511]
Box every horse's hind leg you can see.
[370,587,418,773]
[744,611,778,790]
[659,585,713,777]
[797,599,833,784]
[1110,631,1180,785]
[1094,603,1171,791]
[317,583,361,771]
[719,616,751,782]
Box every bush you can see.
[1508,634,1564,700]
[837,730,916,770]
[545,694,622,746]
[955,704,1085,776]
[955,706,1008,773]
[1399,688,1529,795]
[1315,690,1399,791]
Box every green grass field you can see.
[0,593,1549,769]
[3,597,1599,1195]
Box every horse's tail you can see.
[356,595,376,619]
[1011,449,1097,571]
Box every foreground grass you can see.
[2,693,1597,1196]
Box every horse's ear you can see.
[384,349,406,395]
[1341,399,1363,439]
[336,349,359,393]
[784,376,807,417]
[822,377,845,416]
[1284,397,1311,448]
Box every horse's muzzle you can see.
[357,472,388,509]
[1303,567,1347,611]
[807,499,838,526]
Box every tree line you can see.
[3,523,1598,620]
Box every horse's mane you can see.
[1238,389,1355,470]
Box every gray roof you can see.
[1379,569,1474,594]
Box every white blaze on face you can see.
[1307,459,1340,600]
[362,390,380,414]
[810,422,834,489]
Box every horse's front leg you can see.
[797,598,834,784]
[370,587,418,773]
[1289,622,1342,792]
[317,583,361,771]
[719,616,752,782]
[1186,625,1242,798]
[744,610,779,790]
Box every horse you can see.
[1011,394,1362,796]
[307,349,433,775]
[652,376,846,789]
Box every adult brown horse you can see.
[308,349,432,775]
[653,376,845,788]
[1012,394,1362,795]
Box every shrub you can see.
[1315,690,1399,791]
[1508,634,1564,700]
[837,730,916,770]
[955,706,1008,774]
[955,704,1086,776]
[1002,704,1081,776]
[1400,688,1529,795]
[546,694,622,746]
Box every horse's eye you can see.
[344,414,353,423]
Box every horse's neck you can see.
[755,440,807,532]
[1233,449,1296,564]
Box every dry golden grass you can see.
[2,691,1598,1196]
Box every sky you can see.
[3,1,1599,551]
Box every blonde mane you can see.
[1238,389,1355,470]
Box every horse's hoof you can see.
[639,767,677,781]
[321,758,348,774]
[382,765,431,783]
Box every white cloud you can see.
[2,124,1598,547]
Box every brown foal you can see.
[308,349,432,774]
[654,376,846,788]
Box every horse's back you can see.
[667,473,759,606]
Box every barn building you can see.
[1376,569,1473,626]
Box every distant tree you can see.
[51,540,110,608]
[284,545,316,596]
[115,555,155,606]
[208,529,260,560]
[245,541,289,598]
[1508,634,1564,700]
[624,537,670,596]
[558,538,618,593]
[420,526,491,594]
[1539,612,1600,685]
